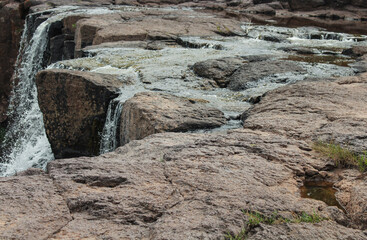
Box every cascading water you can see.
[0,13,56,176]
[99,73,144,154]
[0,6,119,176]
[0,8,140,174]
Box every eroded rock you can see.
[120,92,226,145]
[36,69,123,158]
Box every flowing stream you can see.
[1,6,366,175]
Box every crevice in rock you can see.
[45,174,74,239]
[72,175,129,188]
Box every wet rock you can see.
[241,54,273,62]
[228,60,304,91]
[288,0,367,10]
[36,69,123,158]
[245,4,276,16]
[0,174,71,239]
[243,73,367,153]
[289,0,326,11]
[120,92,226,145]
[280,46,320,55]
[193,57,244,87]
[259,34,288,42]
[342,46,367,57]
[0,2,24,124]
[352,0,367,8]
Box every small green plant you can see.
[72,23,77,29]
[293,211,325,224]
[225,228,247,240]
[357,153,367,172]
[312,141,367,172]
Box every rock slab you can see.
[243,73,367,153]
[120,92,226,145]
[36,69,123,158]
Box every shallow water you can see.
[300,181,346,213]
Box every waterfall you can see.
[99,75,144,154]
[0,13,60,176]
[99,97,124,154]
[0,6,119,176]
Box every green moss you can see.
[312,141,367,172]
[225,210,327,239]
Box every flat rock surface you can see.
[120,92,226,145]
[243,73,367,153]
[0,173,71,240]
[37,129,364,239]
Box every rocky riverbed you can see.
[0,0,367,239]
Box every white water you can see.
[0,6,121,176]
[0,14,56,176]
[99,70,144,154]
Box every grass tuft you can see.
[225,210,327,239]
[312,141,367,172]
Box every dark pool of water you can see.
[300,181,346,213]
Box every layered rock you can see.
[36,69,123,158]
[120,92,226,145]
[243,73,367,153]
[74,9,243,56]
